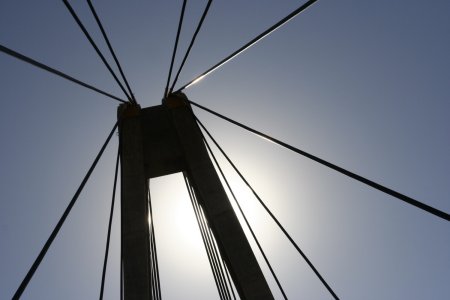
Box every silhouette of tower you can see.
[118,93,273,299]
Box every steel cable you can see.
[200,128,288,299]
[196,116,340,300]
[86,0,137,103]
[189,179,231,300]
[169,0,213,93]
[0,44,126,103]
[183,175,227,299]
[99,144,120,299]
[175,0,319,92]
[12,121,118,300]
[189,100,450,222]
[62,0,133,101]
[183,175,232,300]
[147,188,162,299]
[165,0,187,97]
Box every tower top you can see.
[117,101,141,119]
[162,92,188,108]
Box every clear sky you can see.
[1,0,449,299]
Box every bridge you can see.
[1,1,449,299]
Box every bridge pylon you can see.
[118,93,274,299]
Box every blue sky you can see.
[1,0,449,299]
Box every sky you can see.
[1,0,449,299]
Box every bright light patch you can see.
[148,173,220,298]
[186,74,206,88]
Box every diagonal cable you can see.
[149,226,161,300]
[200,129,288,299]
[169,0,213,93]
[99,143,120,300]
[147,188,162,299]
[165,0,187,97]
[144,186,153,299]
[120,259,123,300]
[0,44,126,103]
[185,175,231,300]
[190,100,450,222]
[174,0,319,92]
[189,179,231,300]
[12,121,119,300]
[148,228,157,300]
[222,258,237,300]
[62,0,132,101]
[196,116,340,300]
[86,0,137,103]
[199,196,232,300]
[207,227,233,300]
[183,175,230,300]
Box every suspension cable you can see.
[62,0,133,101]
[196,116,340,300]
[174,0,319,92]
[222,258,237,300]
[148,227,156,300]
[148,228,158,299]
[190,100,450,222]
[0,44,126,103]
[149,227,161,300]
[120,260,123,300]
[12,121,118,300]
[169,0,213,93]
[206,226,233,300]
[197,192,232,300]
[183,175,225,299]
[165,0,187,97]
[86,0,137,103]
[120,176,123,300]
[144,187,153,299]
[99,143,120,299]
[188,178,231,300]
[200,130,288,299]
[147,188,162,299]
[183,175,232,300]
